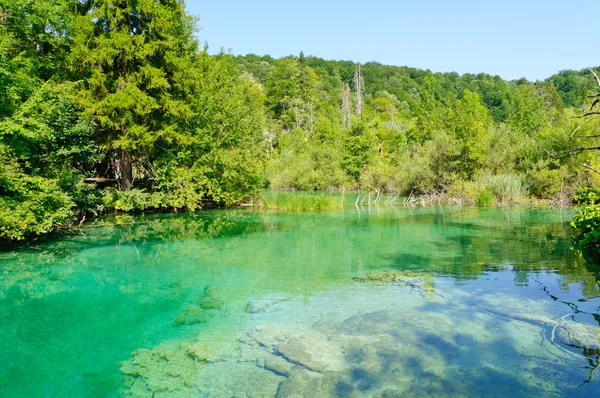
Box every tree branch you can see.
[571,115,600,137]
[583,163,600,176]
[572,111,600,119]
[589,68,600,88]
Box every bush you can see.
[476,189,495,207]
[482,174,528,203]
[527,168,564,199]
[571,206,600,260]
[573,187,600,205]
[102,188,166,213]
[0,169,74,241]
[446,180,486,203]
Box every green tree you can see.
[449,90,490,178]
[69,0,199,189]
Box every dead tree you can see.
[547,68,600,176]
[354,63,364,117]
[342,83,351,130]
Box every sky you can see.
[186,0,598,81]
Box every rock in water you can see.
[275,332,346,373]
[262,355,295,376]
[556,321,600,352]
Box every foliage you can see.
[1,0,600,243]
[68,0,200,189]
[574,188,600,205]
[482,174,528,204]
[476,189,496,207]
[260,191,342,212]
[0,149,74,241]
[571,206,600,260]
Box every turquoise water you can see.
[1,206,599,397]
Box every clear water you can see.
[1,205,599,397]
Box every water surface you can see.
[1,205,599,397]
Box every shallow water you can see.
[1,205,599,397]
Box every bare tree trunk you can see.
[342,83,351,130]
[120,150,133,190]
[354,63,364,117]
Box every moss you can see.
[173,305,213,326]
[173,285,223,326]
[199,296,221,310]
[120,341,199,396]
[186,342,220,363]
[199,285,222,309]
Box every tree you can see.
[69,0,199,189]
[353,63,364,117]
[448,90,490,178]
[341,83,351,130]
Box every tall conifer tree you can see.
[69,0,198,189]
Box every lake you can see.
[1,205,599,397]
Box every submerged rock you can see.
[173,304,213,326]
[246,296,292,314]
[276,368,328,397]
[261,355,296,376]
[120,341,199,396]
[353,271,425,284]
[186,342,221,363]
[199,284,222,309]
[275,332,347,373]
[556,321,600,352]
[173,285,223,326]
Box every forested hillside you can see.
[2,0,600,242]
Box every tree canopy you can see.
[1,0,600,243]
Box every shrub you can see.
[482,174,528,204]
[573,187,600,205]
[476,189,495,207]
[102,188,166,213]
[446,180,486,203]
[0,172,74,241]
[571,206,600,260]
[527,168,564,199]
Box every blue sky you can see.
[186,1,597,81]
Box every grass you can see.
[259,191,343,212]
[482,174,528,204]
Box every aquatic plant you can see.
[259,191,342,212]
[482,174,528,204]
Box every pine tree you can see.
[69,0,198,189]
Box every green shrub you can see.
[482,174,528,203]
[0,172,74,241]
[446,180,486,202]
[573,187,600,205]
[571,206,600,260]
[476,189,495,207]
[102,188,166,213]
[527,168,564,199]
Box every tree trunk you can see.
[120,151,133,190]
